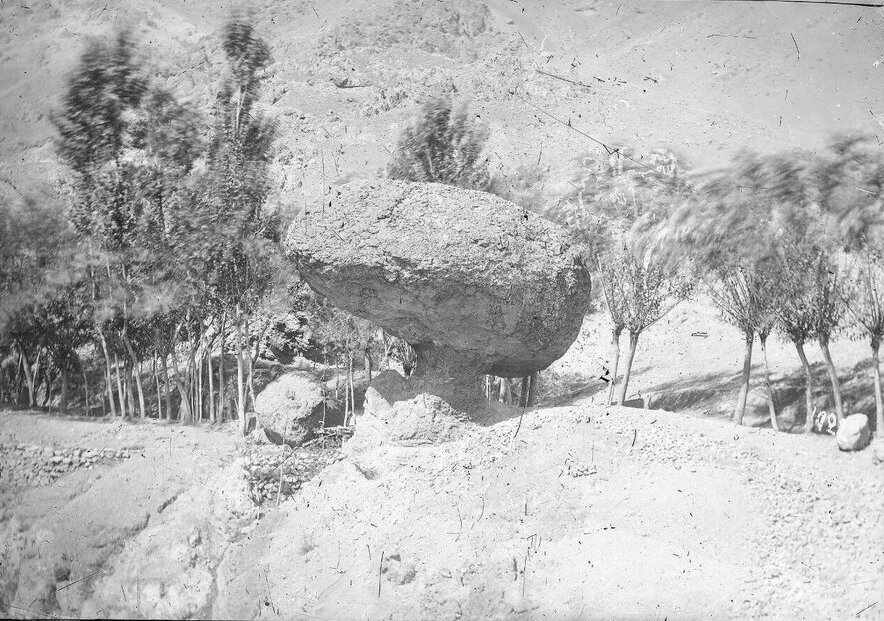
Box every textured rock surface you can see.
[284,179,591,378]
[253,372,326,445]
[835,414,871,451]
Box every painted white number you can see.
[813,410,837,435]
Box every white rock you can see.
[835,414,871,452]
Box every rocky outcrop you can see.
[285,179,591,379]
[285,179,591,444]
[835,414,871,451]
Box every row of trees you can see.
[1,20,283,434]
[2,25,881,438]
[370,91,884,433]
[550,137,884,435]
[658,141,884,433]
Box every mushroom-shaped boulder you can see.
[285,179,590,374]
[284,179,591,443]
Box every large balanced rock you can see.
[285,179,591,444]
[835,414,871,451]
[253,372,326,445]
[285,179,591,377]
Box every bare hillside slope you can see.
[2,0,882,204]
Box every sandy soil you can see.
[213,404,883,621]
[2,1,884,617]
[1,300,882,620]
[0,416,245,618]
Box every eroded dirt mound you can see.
[213,402,884,621]
[0,412,355,620]
[0,414,243,619]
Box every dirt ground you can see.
[2,299,883,620]
[0,416,247,618]
[214,404,883,621]
[2,0,883,617]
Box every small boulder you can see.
[253,372,326,445]
[835,414,871,451]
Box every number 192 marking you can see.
[813,410,837,435]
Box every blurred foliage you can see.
[387,93,492,192]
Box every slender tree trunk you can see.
[123,369,130,414]
[819,338,844,423]
[97,331,117,417]
[188,336,198,422]
[607,325,623,406]
[527,371,538,407]
[872,339,883,436]
[170,352,191,422]
[207,350,216,424]
[2,362,12,405]
[616,331,640,406]
[81,360,90,415]
[218,316,227,422]
[196,346,204,423]
[365,348,373,383]
[2,362,10,404]
[114,353,127,417]
[734,332,754,426]
[245,316,256,413]
[235,306,247,436]
[795,341,816,434]
[759,335,779,432]
[126,366,136,417]
[342,358,350,424]
[153,353,162,419]
[19,346,36,408]
[348,351,355,425]
[122,334,146,418]
[12,352,23,405]
[44,368,53,411]
[519,376,530,407]
[161,353,172,421]
[59,366,69,415]
[500,377,512,405]
[34,350,44,408]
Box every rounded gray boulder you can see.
[253,372,326,445]
[284,179,591,378]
